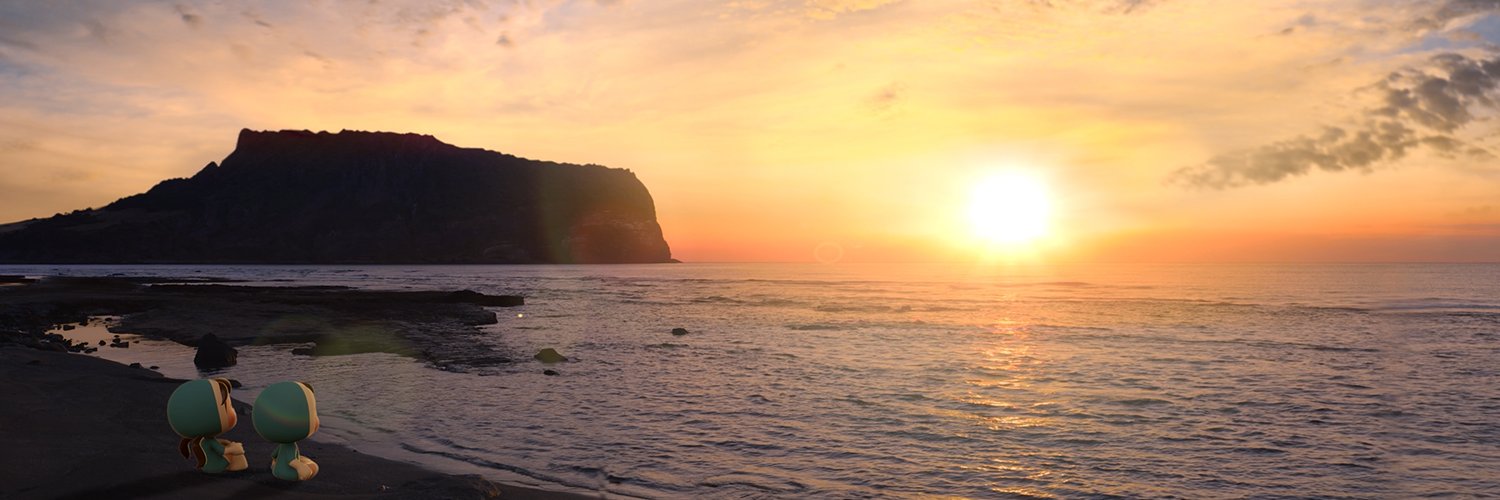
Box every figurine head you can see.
[167,378,237,439]
[252,381,319,444]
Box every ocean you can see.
[10,263,1500,499]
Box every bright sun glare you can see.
[969,174,1050,243]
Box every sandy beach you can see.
[0,277,600,500]
[0,346,602,500]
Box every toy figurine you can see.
[167,378,249,472]
[252,381,321,481]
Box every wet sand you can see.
[0,346,602,500]
[0,277,602,500]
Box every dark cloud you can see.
[1414,0,1500,31]
[175,4,203,29]
[1109,0,1161,15]
[0,34,38,51]
[865,82,905,113]
[1022,0,1163,14]
[1169,53,1500,189]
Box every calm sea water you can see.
[10,263,1500,499]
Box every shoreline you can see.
[0,345,609,500]
[0,276,621,500]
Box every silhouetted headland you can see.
[0,129,675,264]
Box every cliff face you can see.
[0,129,675,264]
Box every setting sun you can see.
[969,174,1050,243]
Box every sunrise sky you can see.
[2,0,1499,262]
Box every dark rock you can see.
[83,348,96,353]
[128,362,142,369]
[671,328,689,336]
[443,290,524,307]
[0,129,674,264]
[98,340,105,346]
[543,369,558,376]
[291,348,314,356]
[61,324,74,331]
[227,379,242,388]
[192,333,237,368]
[533,348,567,363]
[149,366,159,370]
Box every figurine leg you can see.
[298,456,319,479]
[218,440,248,471]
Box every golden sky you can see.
[2,0,1499,262]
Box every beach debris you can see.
[110,341,130,348]
[193,333,238,368]
[543,369,559,376]
[533,348,567,363]
[98,340,106,346]
[671,328,689,336]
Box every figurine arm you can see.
[201,437,225,455]
[217,439,244,456]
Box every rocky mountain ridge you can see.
[0,129,675,264]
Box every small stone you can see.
[533,348,567,363]
[543,369,559,376]
[149,366,159,370]
[671,328,689,336]
[98,340,105,346]
[128,362,142,369]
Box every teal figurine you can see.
[167,378,249,472]
[252,381,321,480]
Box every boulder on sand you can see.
[533,348,567,363]
[671,328,689,336]
[193,333,238,368]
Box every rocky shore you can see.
[1,276,524,371]
[0,347,600,500]
[0,276,603,500]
